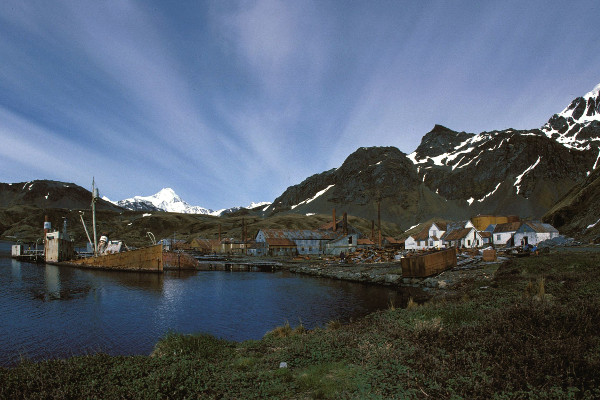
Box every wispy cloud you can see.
[0,0,599,208]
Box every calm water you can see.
[0,241,414,366]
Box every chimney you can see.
[242,218,246,242]
[377,201,382,248]
[343,212,348,236]
[371,220,375,242]
[332,208,336,232]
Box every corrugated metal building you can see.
[255,229,340,256]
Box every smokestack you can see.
[371,220,375,242]
[378,201,382,248]
[343,212,348,236]
[242,218,246,242]
[332,208,336,232]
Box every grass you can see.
[1,249,600,398]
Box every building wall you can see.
[493,231,515,245]
[294,239,322,255]
[513,231,558,246]
[405,236,418,250]
[324,235,357,255]
[44,232,74,262]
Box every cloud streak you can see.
[0,0,599,209]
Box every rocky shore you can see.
[288,260,503,295]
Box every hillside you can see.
[0,205,402,248]
[543,165,600,240]
[0,180,121,211]
[267,83,600,229]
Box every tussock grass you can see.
[325,319,342,331]
[405,296,418,310]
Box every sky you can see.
[1,0,599,210]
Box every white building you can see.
[492,222,522,246]
[513,222,559,246]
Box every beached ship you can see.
[13,179,199,272]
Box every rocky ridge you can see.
[269,82,600,230]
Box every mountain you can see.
[0,180,121,211]
[268,83,600,229]
[113,188,213,215]
[112,188,271,216]
[543,160,600,240]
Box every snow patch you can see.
[305,213,316,216]
[514,156,541,195]
[45,193,49,200]
[593,148,600,170]
[467,197,474,206]
[291,184,334,210]
[587,218,600,230]
[478,182,501,202]
[142,213,152,217]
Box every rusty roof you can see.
[432,222,447,231]
[521,221,559,233]
[479,231,492,238]
[358,238,374,245]
[319,219,342,230]
[410,227,430,241]
[442,228,473,241]
[493,222,522,233]
[266,238,296,247]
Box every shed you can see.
[513,222,559,246]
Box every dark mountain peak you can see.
[338,146,406,173]
[0,179,121,211]
[413,125,475,161]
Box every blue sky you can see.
[1,1,599,209]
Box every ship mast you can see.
[92,178,98,256]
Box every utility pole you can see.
[91,178,98,256]
[377,199,382,248]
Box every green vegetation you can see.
[1,250,599,398]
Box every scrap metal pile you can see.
[341,248,399,264]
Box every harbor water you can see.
[0,240,412,366]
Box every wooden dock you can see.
[197,261,281,271]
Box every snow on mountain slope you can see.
[542,83,600,150]
[113,188,271,216]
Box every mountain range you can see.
[267,83,600,231]
[104,188,271,217]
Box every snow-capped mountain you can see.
[542,83,600,150]
[111,188,271,216]
[269,82,600,228]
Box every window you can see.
[429,240,434,246]
[467,240,471,246]
[496,234,501,241]
[348,236,353,244]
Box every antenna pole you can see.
[92,178,98,256]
